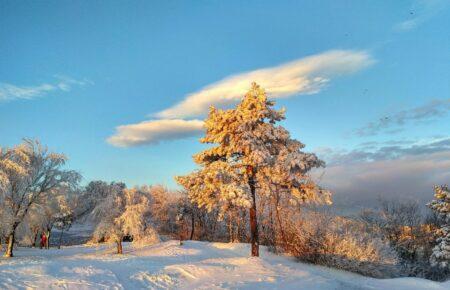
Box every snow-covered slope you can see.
[0,240,448,290]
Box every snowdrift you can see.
[0,240,448,289]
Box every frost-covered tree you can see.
[116,188,159,247]
[19,187,77,249]
[0,206,9,250]
[39,193,68,249]
[148,185,182,235]
[86,181,126,208]
[21,207,46,247]
[92,187,158,254]
[54,211,73,248]
[53,193,75,249]
[428,185,450,269]
[0,139,80,257]
[176,83,331,256]
[176,196,198,241]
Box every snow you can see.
[0,240,448,290]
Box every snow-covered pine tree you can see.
[176,83,331,257]
[428,185,450,269]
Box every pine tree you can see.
[176,83,331,256]
[428,185,450,269]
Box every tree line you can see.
[1,84,448,281]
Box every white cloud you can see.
[108,50,374,147]
[0,76,92,102]
[156,50,374,119]
[395,0,448,31]
[107,119,205,147]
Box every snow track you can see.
[0,241,448,289]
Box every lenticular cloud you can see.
[156,50,374,119]
[108,50,374,147]
[107,119,205,147]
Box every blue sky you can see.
[1,1,449,206]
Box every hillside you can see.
[0,241,448,290]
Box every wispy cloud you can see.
[108,50,374,147]
[395,0,448,31]
[355,99,450,136]
[0,76,92,102]
[107,119,204,147]
[156,50,374,119]
[319,137,450,166]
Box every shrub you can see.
[281,211,399,278]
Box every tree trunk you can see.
[179,233,184,245]
[33,232,39,248]
[116,241,123,254]
[4,233,15,258]
[248,167,259,257]
[240,210,247,242]
[275,193,288,250]
[268,199,275,248]
[228,213,233,243]
[211,217,217,242]
[236,212,241,242]
[45,230,51,249]
[189,214,195,240]
[58,229,64,249]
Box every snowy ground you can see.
[0,241,448,290]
